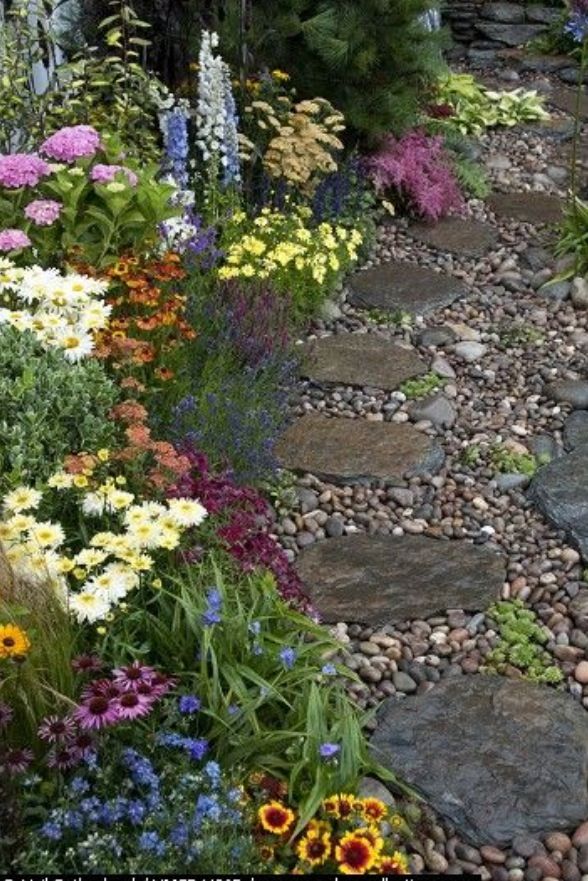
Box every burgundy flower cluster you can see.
[169,445,314,615]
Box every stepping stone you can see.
[564,411,588,451]
[549,85,588,121]
[300,334,426,391]
[408,217,498,257]
[544,379,588,410]
[295,534,505,626]
[276,414,444,485]
[530,447,588,561]
[370,677,588,847]
[487,192,564,225]
[348,263,469,316]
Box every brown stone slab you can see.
[348,262,469,316]
[409,217,499,257]
[300,334,426,390]
[276,414,444,485]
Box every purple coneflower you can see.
[46,744,80,771]
[72,731,95,756]
[74,695,119,730]
[114,691,155,721]
[71,654,104,674]
[1,747,33,775]
[38,715,76,743]
[112,661,156,690]
[81,678,122,701]
[149,671,176,698]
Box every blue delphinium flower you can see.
[279,646,297,670]
[204,761,221,787]
[162,106,190,188]
[69,776,90,795]
[184,737,209,761]
[319,742,341,760]
[179,694,202,714]
[126,799,146,825]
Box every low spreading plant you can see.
[399,373,443,399]
[490,445,542,476]
[364,130,464,222]
[485,599,564,685]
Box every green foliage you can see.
[217,0,445,143]
[452,155,491,200]
[485,599,564,685]
[0,133,179,269]
[490,445,540,476]
[0,590,76,751]
[555,197,588,279]
[528,11,578,56]
[400,372,443,399]
[103,558,390,825]
[0,326,118,487]
[0,1,169,161]
[460,444,481,467]
[495,322,545,347]
[435,73,550,136]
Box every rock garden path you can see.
[274,53,588,878]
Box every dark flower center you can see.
[88,696,110,714]
[120,692,139,707]
[2,637,15,647]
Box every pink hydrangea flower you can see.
[40,125,101,162]
[90,163,138,187]
[0,153,51,188]
[24,199,62,226]
[0,229,31,251]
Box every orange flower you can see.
[258,801,295,835]
[360,797,388,824]
[323,793,356,820]
[154,367,175,382]
[355,825,384,855]
[296,828,332,867]
[378,851,409,874]
[335,832,377,875]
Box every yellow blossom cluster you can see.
[0,482,207,625]
[218,207,362,290]
[241,96,345,195]
[0,259,110,361]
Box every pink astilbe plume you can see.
[365,129,464,222]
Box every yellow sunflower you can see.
[0,623,31,659]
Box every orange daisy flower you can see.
[360,797,388,823]
[335,832,377,875]
[378,850,410,874]
[296,828,332,867]
[258,801,295,835]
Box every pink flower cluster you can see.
[0,153,50,188]
[31,661,174,772]
[0,228,31,251]
[41,124,101,162]
[24,199,62,226]
[90,163,138,187]
[364,129,464,222]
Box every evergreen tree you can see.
[219,0,446,143]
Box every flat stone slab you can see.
[370,677,588,847]
[300,334,426,391]
[487,192,564,225]
[530,447,588,560]
[548,86,588,121]
[276,414,444,485]
[476,22,546,46]
[348,263,469,316]
[296,535,504,625]
[408,217,498,257]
